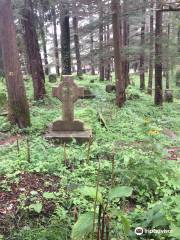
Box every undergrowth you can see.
[0,74,179,240]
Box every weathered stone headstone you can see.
[49,74,57,83]
[45,75,92,143]
[164,89,173,102]
[80,89,96,99]
[106,84,116,93]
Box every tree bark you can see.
[105,24,111,81]
[123,0,130,87]
[154,3,163,106]
[90,33,96,75]
[73,16,82,77]
[98,0,105,81]
[112,0,126,107]
[22,0,46,100]
[0,0,30,128]
[60,1,71,75]
[51,6,60,76]
[147,0,154,95]
[178,25,180,52]
[0,44,3,75]
[39,2,49,75]
[140,1,146,90]
[165,23,170,89]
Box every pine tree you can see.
[22,0,46,100]
[112,0,126,107]
[0,0,30,128]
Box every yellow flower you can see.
[148,130,160,135]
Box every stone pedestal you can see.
[46,126,92,144]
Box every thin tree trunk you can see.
[105,24,111,81]
[140,1,146,90]
[60,1,71,75]
[155,2,163,106]
[178,25,180,52]
[123,0,130,87]
[0,44,4,75]
[73,16,82,77]
[148,0,154,95]
[0,0,30,128]
[39,2,49,75]
[51,6,60,76]
[90,32,96,75]
[165,23,170,89]
[22,0,46,100]
[99,0,105,81]
[112,0,126,107]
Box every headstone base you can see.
[52,120,84,131]
[45,126,92,144]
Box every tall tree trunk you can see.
[178,25,180,52]
[112,0,126,107]
[0,44,4,76]
[98,0,105,81]
[105,24,111,81]
[39,3,49,75]
[176,25,180,86]
[22,0,46,100]
[60,1,71,75]
[165,23,170,89]
[51,6,60,76]
[73,16,82,77]
[154,2,163,106]
[123,0,130,87]
[140,1,146,90]
[0,0,30,128]
[147,0,154,95]
[90,33,95,75]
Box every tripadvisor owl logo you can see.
[135,227,144,236]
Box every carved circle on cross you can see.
[58,80,80,103]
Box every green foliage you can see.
[78,186,103,203]
[29,202,43,213]
[43,192,56,200]
[108,186,133,201]
[72,212,95,240]
[0,92,7,108]
[0,74,179,239]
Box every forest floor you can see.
[0,74,180,240]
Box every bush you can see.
[0,92,7,108]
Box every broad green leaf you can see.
[79,186,103,203]
[120,215,130,235]
[72,212,96,240]
[43,192,56,199]
[152,211,168,227]
[170,225,180,239]
[29,202,43,213]
[30,190,38,196]
[108,186,133,201]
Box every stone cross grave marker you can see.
[53,75,84,123]
[45,75,92,142]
